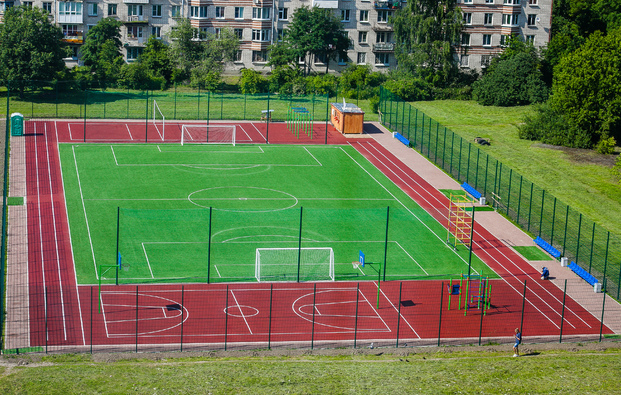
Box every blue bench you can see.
[533,236,561,259]
[568,261,599,286]
[461,182,482,200]
[393,132,411,147]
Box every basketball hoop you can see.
[352,261,360,270]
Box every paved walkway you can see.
[5,134,30,349]
[362,121,621,335]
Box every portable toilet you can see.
[10,113,24,136]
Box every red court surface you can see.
[21,119,612,352]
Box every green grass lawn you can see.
[1,347,620,393]
[60,143,490,285]
[410,100,621,237]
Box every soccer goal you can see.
[153,100,165,140]
[181,124,236,146]
[255,247,335,282]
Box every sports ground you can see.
[3,116,615,353]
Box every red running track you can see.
[22,121,609,350]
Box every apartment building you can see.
[0,0,552,72]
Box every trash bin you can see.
[10,113,24,136]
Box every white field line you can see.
[230,290,253,334]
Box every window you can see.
[235,7,244,19]
[87,3,97,16]
[42,2,52,13]
[358,31,367,43]
[463,0,473,3]
[252,7,270,20]
[502,14,519,26]
[234,50,242,62]
[252,50,268,63]
[463,13,471,25]
[503,0,520,4]
[277,29,284,41]
[128,4,143,16]
[58,2,82,16]
[315,53,326,64]
[171,5,181,17]
[377,10,392,23]
[251,29,270,42]
[460,55,469,67]
[375,53,389,66]
[215,6,224,19]
[376,31,391,43]
[23,1,32,8]
[127,26,143,39]
[359,10,368,22]
[357,52,366,64]
[62,24,78,36]
[485,0,494,3]
[500,34,509,46]
[461,33,470,46]
[278,8,288,20]
[1,1,14,12]
[526,35,535,44]
[529,0,538,4]
[527,14,537,26]
[108,4,117,16]
[484,13,493,25]
[482,34,491,46]
[481,55,492,67]
[152,5,162,17]
[190,6,207,18]
[199,27,208,39]
[214,28,221,38]
[341,9,350,22]
[151,26,161,38]
[234,28,243,40]
[127,47,143,60]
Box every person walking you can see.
[513,328,522,357]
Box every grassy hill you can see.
[410,100,621,237]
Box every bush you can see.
[239,68,268,94]
[518,104,593,148]
[307,73,338,96]
[382,78,432,101]
[369,95,380,114]
[596,136,617,155]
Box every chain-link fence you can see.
[379,86,621,301]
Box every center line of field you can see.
[230,290,253,334]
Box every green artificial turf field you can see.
[59,143,495,285]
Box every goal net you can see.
[255,247,335,282]
[181,124,236,146]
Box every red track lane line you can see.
[351,140,607,333]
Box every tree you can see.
[0,6,67,88]
[392,0,463,86]
[80,18,123,81]
[472,37,548,106]
[550,28,621,145]
[139,37,174,83]
[285,7,351,75]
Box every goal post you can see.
[181,124,236,146]
[255,247,335,282]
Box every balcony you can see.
[62,31,84,44]
[123,0,149,3]
[312,0,338,9]
[124,15,148,23]
[374,1,401,9]
[124,36,146,45]
[373,42,394,52]
[57,13,83,24]
[372,23,393,31]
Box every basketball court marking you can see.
[229,290,253,334]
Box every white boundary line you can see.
[141,243,155,278]
[356,140,590,330]
[229,290,253,334]
[34,123,48,325]
[55,121,87,346]
[44,123,68,340]
[375,281,421,339]
[71,146,99,279]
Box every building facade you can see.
[0,0,552,72]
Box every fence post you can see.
[383,206,389,281]
[559,279,567,343]
[437,282,444,347]
[83,89,87,143]
[268,284,273,350]
[395,282,402,348]
[600,279,607,342]
[180,285,185,352]
[311,284,316,349]
[442,127,447,169]
[224,285,229,351]
[135,285,139,353]
[297,207,303,283]
[45,286,48,353]
[588,223,596,273]
[207,207,212,283]
[144,90,149,142]
[197,85,200,120]
[478,298,485,346]
[174,82,177,119]
[466,143,471,184]
[407,106,411,140]
[538,190,546,238]
[354,283,360,349]
[90,286,93,354]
